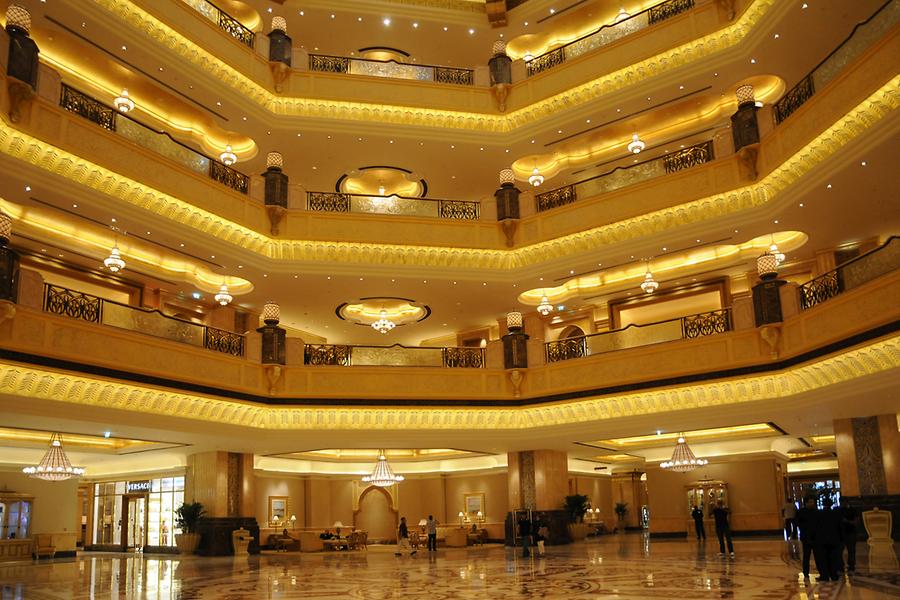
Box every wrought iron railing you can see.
[59,85,249,194]
[545,307,732,363]
[180,0,255,48]
[774,0,898,124]
[535,140,713,212]
[43,284,245,357]
[304,343,485,368]
[308,54,474,86]
[799,236,899,310]
[306,192,480,220]
[526,0,695,77]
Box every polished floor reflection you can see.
[0,536,897,599]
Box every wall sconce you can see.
[290,514,297,529]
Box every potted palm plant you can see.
[174,502,206,555]
[564,494,590,540]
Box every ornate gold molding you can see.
[0,336,896,430]
[90,0,777,132]
[0,76,896,270]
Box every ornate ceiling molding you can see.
[0,336,895,430]
[88,0,777,133]
[0,76,896,272]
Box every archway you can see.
[354,486,398,543]
[559,325,585,339]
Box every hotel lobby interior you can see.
[0,0,897,597]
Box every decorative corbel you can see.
[500,219,518,248]
[269,62,290,93]
[0,300,16,326]
[509,369,524,397]
[265,364,282,393]
[716,0,737,20]
[737,144,759,181]
[7,79,34,123]
[759,324,781,359]
[492,83,510,112]
[266,205,286,236]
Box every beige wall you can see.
[571,475,614,525]
[0,471,80,551]
[645,458,782,535]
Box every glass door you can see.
[125,497,146,550]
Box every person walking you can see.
[394,516,417,557]
[517,514,532,558]
[782,498,798,540]
[837,499,858,574]
[816,497,843,581]
[795,496,822,580]
[534,516,547,556]
[712,500,734,558]
[426,514,438,552]
[691,505,706,541]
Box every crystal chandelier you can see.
[104,243,125,272]
[660,435,708,472]
[614,7,630,22]
[214,283,233,306]
[640,267,659,294]
[219,144,237,166]
[23,433,85,481]
[528,167,544,187]
[768,237,785,265]
[537,295,553,316]
[627,133,645,154]
[362,450,404,487]
[371,310,396,334]
[113,89,134,113]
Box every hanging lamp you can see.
[219,145,237,166]
[23,433,85,481]
[537,294,553,316]
[528,167,544,187]
[113,89,134,113]
[640,262,659,294]
[660,434,708,472]
[362,450,404,487]
[371,310,396,334]
[104,243,125,272]
[627,133,645,154]
[214,283,233,306]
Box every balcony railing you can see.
[799,236,899,310]
[180,0,255,48]
[774,0,898,124]
[545,308,732,363]
[535,140,713,213]
[304,343,485,368]
[526,0,695,77]
[43,284,245,357]
[308,54,474,86]
[60,85,249,195]
[306,192,480,220]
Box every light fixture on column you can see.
[113,89,134,113]
[214,283,233,306]
[371,309,396,334]
[219,144,237,166]
[627,133,645,154]
[22,433,85,481]
[756,252,779,280]
[528,167,544,187]
[362,450,404,487]
[640,262,659,294]
[499,168,515,186]
[262,300,280,325]
[537,294,553,316]
[614,7,630,22]
[271,16,287,32]
[660,434,708,471]
[103,242,125,272]
[506,310,523,330]
[0,209,12,244]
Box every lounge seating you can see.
[298,531,324,552]
[33,534,55,559]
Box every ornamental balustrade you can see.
[799,236,898,310]
[545,308,732,363]
[59,85,249,194]
[526,0,694,77]
[308,54,474,86]
[43,284,244,357]
[535,140,713,212]
[304,343,485,368]
[774,0,898,124]
[306,192,479,220]
[180,0,255,48]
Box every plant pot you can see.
[175,533,201,555]
[567,522,589,541]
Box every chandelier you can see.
[219,144,237,166]
[627,133,645,154]
[768,240,785,265]
[537,295,553,316]
[113,89,134,113]
[640,269,659,294]
[104,243,125,272]
[614,7,630,22]
[362,451,404,487]
[371,310,396,334]
[214,283,233,306]
[660,435,708,472]
[528,167,544,187]
[23,433,85,481]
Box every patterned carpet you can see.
[0,536,896,599]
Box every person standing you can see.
[817,497,843,581]
[795,497,821,580]
[691,505,706,541]
[782,498,798,540]
[712,500,734,558]
[426,515,438,552]
[394,516,417,557]
[533,516,547,556]
[837,500,858,574]
[517,514,532,558]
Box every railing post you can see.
[5,5,39,123]
[263,152,288,235]
[267,17,292,92]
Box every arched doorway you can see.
[559,325,585,339]
[354,487,398,544]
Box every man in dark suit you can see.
[795,496,821,580]
[691,505,706,540]
[712,501,734,557]
[837,500,859,573]
[817,497,843,581]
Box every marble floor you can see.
[0,536,897,599]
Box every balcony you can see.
[308,55,474,87]
[305,192,480,221]
[179,0,255,49]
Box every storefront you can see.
[88,475,185,551]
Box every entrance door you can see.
[124,496,145,550]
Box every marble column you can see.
[834,413,900,539]
[506,450,569,544]
[611,471,647,531]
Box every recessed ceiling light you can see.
[524,21,529,26]
[121,45,127,51]
[557,129,562,134]
[799,203,804,207]
[539,277,543,281]
[383,17,391,25]
[713,72,718,77]
[774,220,779,224]
[267,7,272,13]
[359,277,363,281]
[679,85,684,90]
[860,161,867,166]
[312,166,317,170]
[111,217,117,222]
[299,10,304,16]
[616,108,621,112]
[216,101,222,106]
[801,2,808,8]
[327,276,331,280]
[180,243,185,247]
[24,185,31,192]
[549,8,555,14]
[389,140,393,144]
[450,145,455,149]
[330,14,335,19]
[531,139,535,143]
[412,22,419,28]
[238,265,243,269]
[662,247,667,251]
[73,204,78,208]
[242,116,247,121]
[468,28,475,35]
[750,58,757,64]
[443,26,448,31]
[586,119,591,123]
[479,147,484,151]
[159,67,164,71]
[826,184,832,188]
[774,33,780,39]
[263,274,268,278]
[294,275,299,278]
[358,17,363,22]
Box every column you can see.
[506,450,569,545]
[611,471,646,531]
[834,414,900,539]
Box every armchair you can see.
[33,534,55,559]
